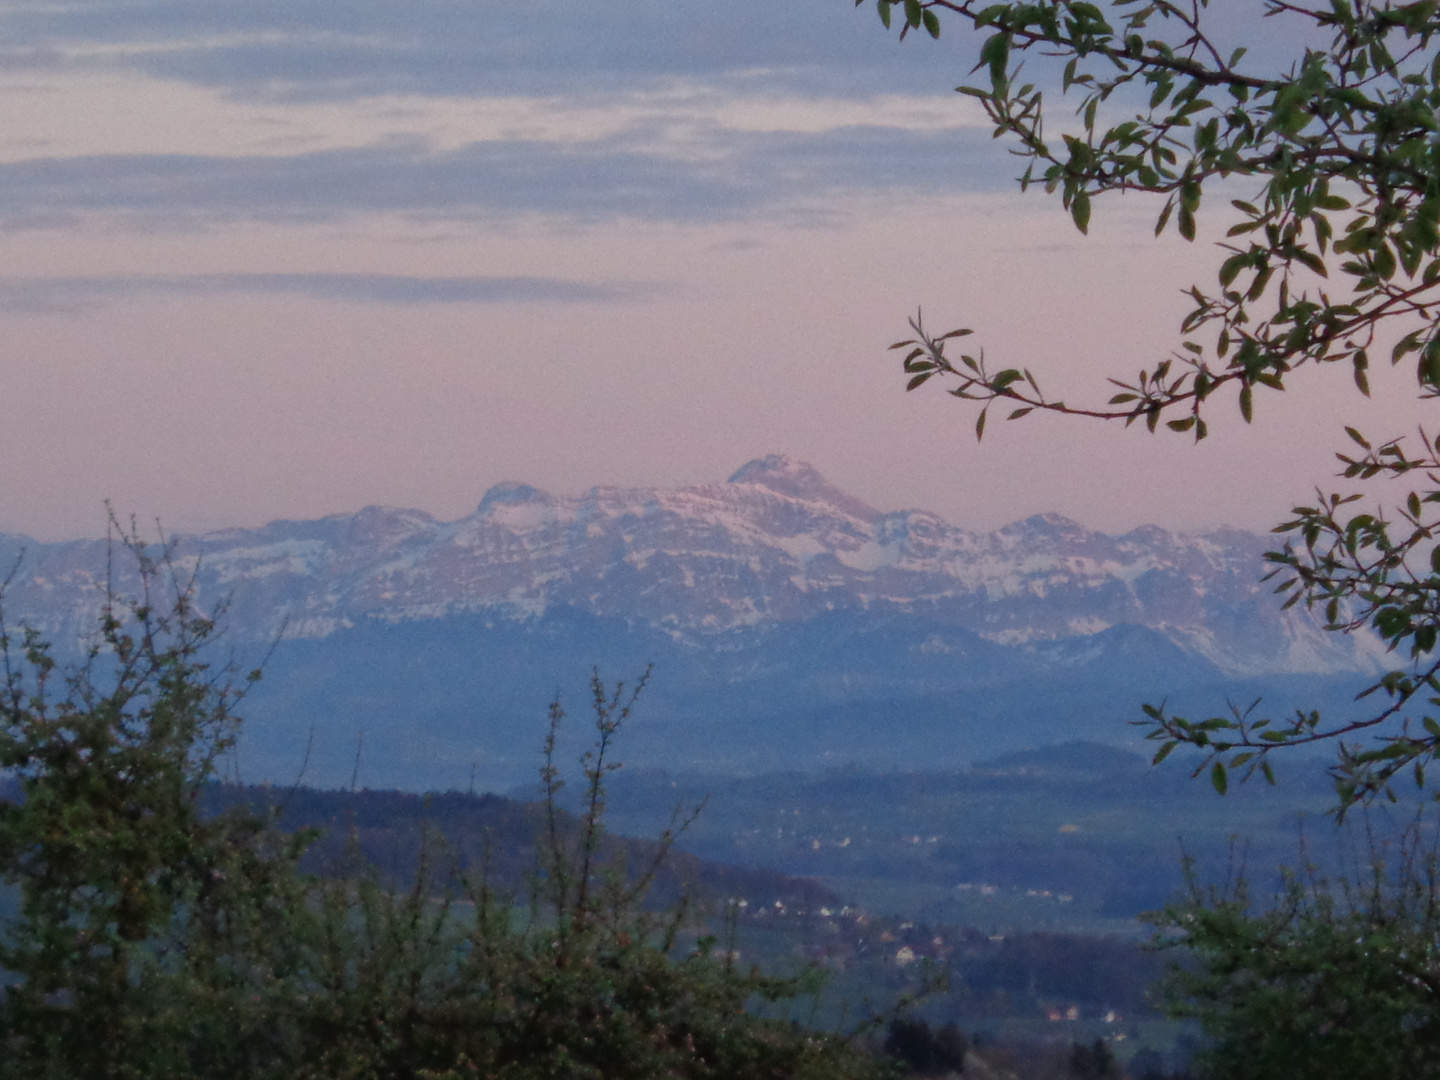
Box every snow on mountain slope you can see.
[0,455,1371,677]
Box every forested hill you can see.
[205,783,836,913]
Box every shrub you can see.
[0,529,885,1080]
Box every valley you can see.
[0,455,1390,1074]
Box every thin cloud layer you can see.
[0,1,1022,230]
[0,272,653,312]
[4,0,959,101]
[0,123,1012,229]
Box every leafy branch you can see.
[868,0,1440,808]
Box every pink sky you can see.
[0,1,1421,541]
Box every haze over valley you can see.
[0,454,1373,793]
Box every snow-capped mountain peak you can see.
[0,457,1374,679]
[726,455,880,522]
[477,482,552,514]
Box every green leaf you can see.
[1071,189,1091,234]
[1211,762,1228,795]
[906,371,936,391]
[1239,384,1253,423]
[1293,249,1327,277]
[922,8,940,37]
[1393,330,1424,365]
[979,32,1010,85]
[1421,339,1440,388]
[1374,241,1397,280]
[1344,426,1371,449]
[1245,265,1273,303]
[1154,197,1175,236]
[1209,766,1232,800]
[1219,253,1248,287]
[1351,349,1370,396]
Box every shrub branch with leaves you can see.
[0,530,885,1080]
[864,0,1440,807]
[0,520,311,1080]
[1149,819,1440,1079]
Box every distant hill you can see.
[583,742,1358,930]
[207,783,835,914]
[972,741,1150,778]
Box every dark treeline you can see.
[208,782,1172,1024]
[205,782,838,913]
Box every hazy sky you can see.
[0,0,1421,541]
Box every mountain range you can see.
[0,456,1378,790]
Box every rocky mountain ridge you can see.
[0,455,1372,680]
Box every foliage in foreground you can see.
[0,531,885,1080]
[866,0,1440,807]
[861,2,1440,1074]
[1148,817,1440,1080]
